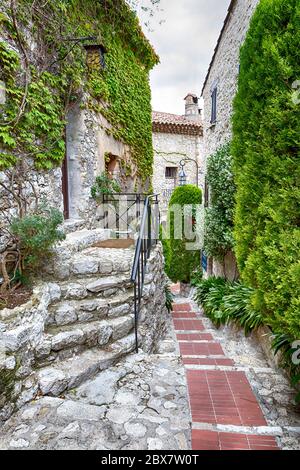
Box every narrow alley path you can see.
[171,294,300,451]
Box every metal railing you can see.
[130,195,160,353]
[102,193,145,236]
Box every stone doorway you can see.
[105,153,119,180]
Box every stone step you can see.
[63,218,86,235]
[46,292,135,327]
[36,333,137,397]
[68,246,134,279]
[44,228,112,279]
[61,228,111,253]
[52,275,133,304]
[38,316,134,357]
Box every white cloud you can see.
[139,0,231,114]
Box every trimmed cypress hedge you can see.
[232,0,300,338]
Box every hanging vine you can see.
[0,0,159,180]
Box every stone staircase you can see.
[32,228,138,397]
[1,226,167,421]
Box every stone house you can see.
[0,0,158,231]
[152,95,203,220]
[0,1,168,422]
[201,0,260,278]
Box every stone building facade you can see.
[201,0,260,278]
[0,0,157,241]
[0,2,170,427]
[65,101,137,223]
[152,95,203,220]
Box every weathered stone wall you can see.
[0,25,147,238]
[139,244,169,353]
[66,102,137,225]
[152,132,204,220]
[202,0,259,278]
[0,159,63,254]
[0,93,139,241]
[202,0,260,161]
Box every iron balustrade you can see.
[101,193,160,352]
[130,195,160,353]
[102,193,145,235]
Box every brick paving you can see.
[172,300,281,451]
[177,333,214,341]
[174,319,205,331]
[192,430,279,451]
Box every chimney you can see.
[184,93,201,121]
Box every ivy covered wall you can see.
[232,0,300,339]
[204,143,235,262]
[0,0,158,184]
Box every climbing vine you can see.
[0,0,158,182]
[204,143,236,262]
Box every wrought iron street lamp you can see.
[84,44,107,71]
[179,158,199,187]
[178,165,187,186]
[63,36,107,72]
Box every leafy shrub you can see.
[167,185,202,283]
[204,143,235,261]
[232,0,300,339]
[194,276,227,308]
[91,172,121,200]
[165,285,174,313]
[204,282,231,327]
[223,284,264,335]
[10,207,65,274]
[271,332,300,404]
[190,267,203,287]
[194,277,263,333]
[159,224,171,274]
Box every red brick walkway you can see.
[172,301,280,451]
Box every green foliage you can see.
[190,267,203,287]
[223,284,264,335]
[0,41,68,170]
[165,285,174,314]
[204,143,235,261]
[91,172,121,199]
[0,0,158,181]
[194,277,228,326]
[10,207,65,273]
[167,185,202,284]
[194,276,227,306]
[232,0,300,339]
[159,224,171,274]
[204,281,231,327]
[194,277,263,334]
[271,332,300,403]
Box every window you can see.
[165,167,177,179]
[204,176,209,207]
[210,87,217,124]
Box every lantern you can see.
[178,165,187,186]
[84,44,107,71]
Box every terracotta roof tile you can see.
[152,111,203,136]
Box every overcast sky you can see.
[138,0,231,115]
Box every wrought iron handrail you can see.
[102,193,146,235]
[130,195,160,352]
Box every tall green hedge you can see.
[232,0,300,338]
[166,185,202,284]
